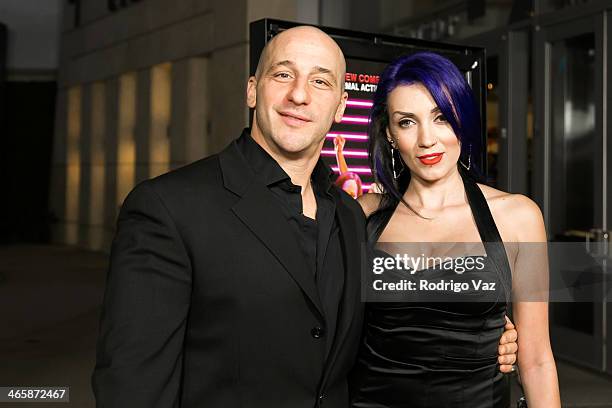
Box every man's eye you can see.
[274,72,292,79]
[313,79,329,87]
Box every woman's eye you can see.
[398,119,414,128]
[435,114,447,122]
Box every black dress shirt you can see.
[236,129,345,355]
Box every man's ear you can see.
[246,76,257,108]
[334,91,348,123]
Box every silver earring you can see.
[391,147,404,179]
[459,144,472,171]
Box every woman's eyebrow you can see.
[392,111,416,117]
[392,106,440,116]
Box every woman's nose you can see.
[417,124,438,148]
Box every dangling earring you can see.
[459,143,472,171]
[391,147,404,179]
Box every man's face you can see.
[247,28,348,157]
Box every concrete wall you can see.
[0,0,62,74]
[51,0,318,250]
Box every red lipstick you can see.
[417,153,443,165]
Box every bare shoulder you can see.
[357,193,383,218]
[477,184,545,241]
[478,184,543,220]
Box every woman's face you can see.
[385,83,461,183]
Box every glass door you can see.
[534,13,609,372]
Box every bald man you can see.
[92,26,516,408]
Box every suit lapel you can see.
[320,188,362,388]
[219,141,325,319]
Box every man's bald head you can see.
[246,24,349,160]
[254,25,346,88]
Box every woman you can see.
[351,52,560,407]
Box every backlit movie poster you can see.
[321,59,388,199]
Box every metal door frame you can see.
[605,9,611,376]
[458,27,530,194]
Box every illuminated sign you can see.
[320,59,388,198]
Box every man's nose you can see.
[287,78,310,105]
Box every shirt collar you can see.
[236,128,290,186]
[237,128,335,193]
[311,156,335,195]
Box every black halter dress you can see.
[350,175,512,408]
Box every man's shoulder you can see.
[149,154,222,190]
[125,153,226,211]
[332,185,366,221]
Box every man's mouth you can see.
[278,111,312,126]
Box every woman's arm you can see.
[511,195,561,407]
[357,192,382,218]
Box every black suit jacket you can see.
[92,135,366,407]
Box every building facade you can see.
[51,0,328,250]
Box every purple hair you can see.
[366,51,483,239]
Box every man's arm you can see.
[92,181,192,407]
